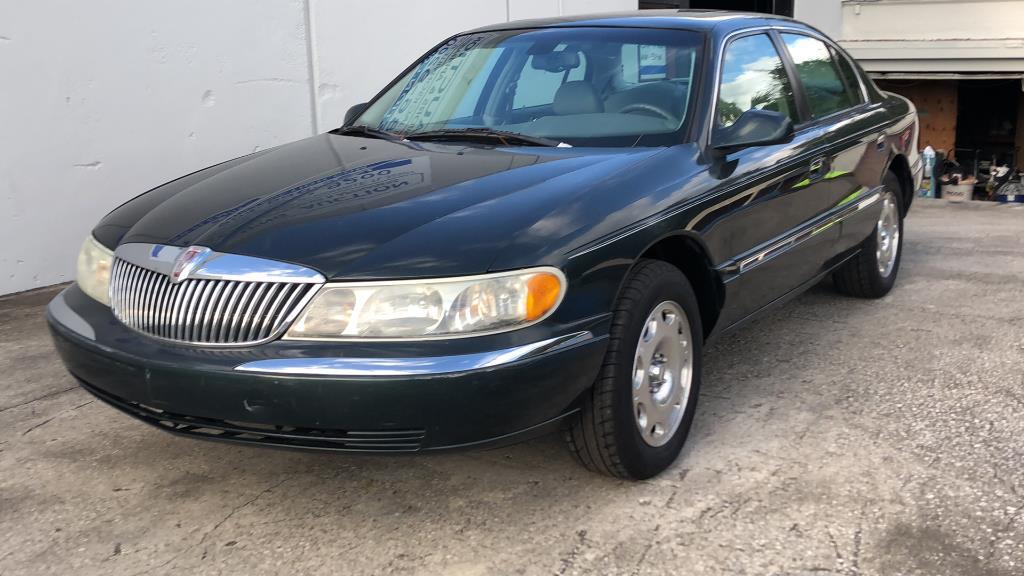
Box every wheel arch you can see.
[887,154,914,213]
[629,233,724,341]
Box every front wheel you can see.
[833,174,904,299]
[563,259,702,480]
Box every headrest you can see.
[553,81,604,116]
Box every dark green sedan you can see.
[48,11,921,479]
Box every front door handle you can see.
[810,156,828,179]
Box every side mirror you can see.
[344,102,369,126]
[712,109,794,153]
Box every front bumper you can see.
[48,285,607,452]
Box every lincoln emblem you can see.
[169,246,211,284]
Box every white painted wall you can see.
[0,1,314,295]
[0,0,636,296]
[794,0,843,39]
[313,0,635,132]
[312,1,507,133]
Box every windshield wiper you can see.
[404,128,566,148]
[331,125,404,142]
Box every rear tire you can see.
[563,259,702,480]
[833,172,904,299]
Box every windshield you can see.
[353,27,704,147]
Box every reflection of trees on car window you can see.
[378,34,501,134]
[717,100,744,127]
[781,34,853,118]
[717,34,796,127]
[750,62,793,115]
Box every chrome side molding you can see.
[728,186,883,276]
[234,331,595,376]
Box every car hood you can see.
[103,133,667,279]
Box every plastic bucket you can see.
[944,183,973,203]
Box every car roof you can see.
[466,9,803,35]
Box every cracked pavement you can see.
[1,200,1022,575]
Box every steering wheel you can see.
[618,103,677,123]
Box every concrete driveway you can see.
[1,200,1022,576]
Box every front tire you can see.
[833,172,904,299]
[563,259,702,480]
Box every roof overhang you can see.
[840,39,1024,74]
[869,72,1024,83]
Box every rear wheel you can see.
[563,259,702,480]
[833,172,904,298]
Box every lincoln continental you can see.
[48,11,921,479]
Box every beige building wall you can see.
[839,0,1024,73]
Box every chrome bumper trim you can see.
[911,155,924,189]
[47,289,96,341]
[233,331,595,377]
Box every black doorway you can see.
[955,80,1020,171]
[639,0,794,17]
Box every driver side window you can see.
[717,34,798,128]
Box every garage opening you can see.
[955,80,1021,180]
[877,76,1024,201]
[639,0,793,17]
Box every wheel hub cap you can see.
[876,192,900,278]
[632,301,693,447]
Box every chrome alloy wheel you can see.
[876,191,901,278]
[631,301,693,447]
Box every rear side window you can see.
[780,33,855,118]
[831,46,865,105]
[717,34,798,127]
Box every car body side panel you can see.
[829,105,894,252]
[833,94,917,252]
[693,124,840,327]
[549,136,842,336]
[554,102,912,342]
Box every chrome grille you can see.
[109,258,317,345]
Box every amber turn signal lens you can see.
[526,272,562,321]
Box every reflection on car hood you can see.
[104,133,665,279]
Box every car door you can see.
[776,32,892,256]
[828,37,896,254]
[701,31,841,329]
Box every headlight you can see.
[285,267,565,340]
[76,235,114,306]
